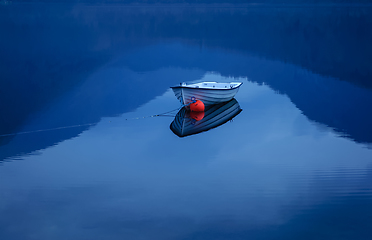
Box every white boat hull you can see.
[171,82,242,106]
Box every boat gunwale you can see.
[170,82,243,91]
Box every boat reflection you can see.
[170,98,242,137]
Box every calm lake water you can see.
[1,2,372,240]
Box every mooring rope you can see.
[0,105,189,138]
[124,106,182,120]
[0,122,99,138]
[0,99,196,138]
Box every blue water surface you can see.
[1,2,372,240]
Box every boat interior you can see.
[186,82,242,89]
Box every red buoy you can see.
[189,100,205,112]
[190,111,205,121]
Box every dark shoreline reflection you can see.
[170,99,242,137]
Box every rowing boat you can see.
[171,81,242,106]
